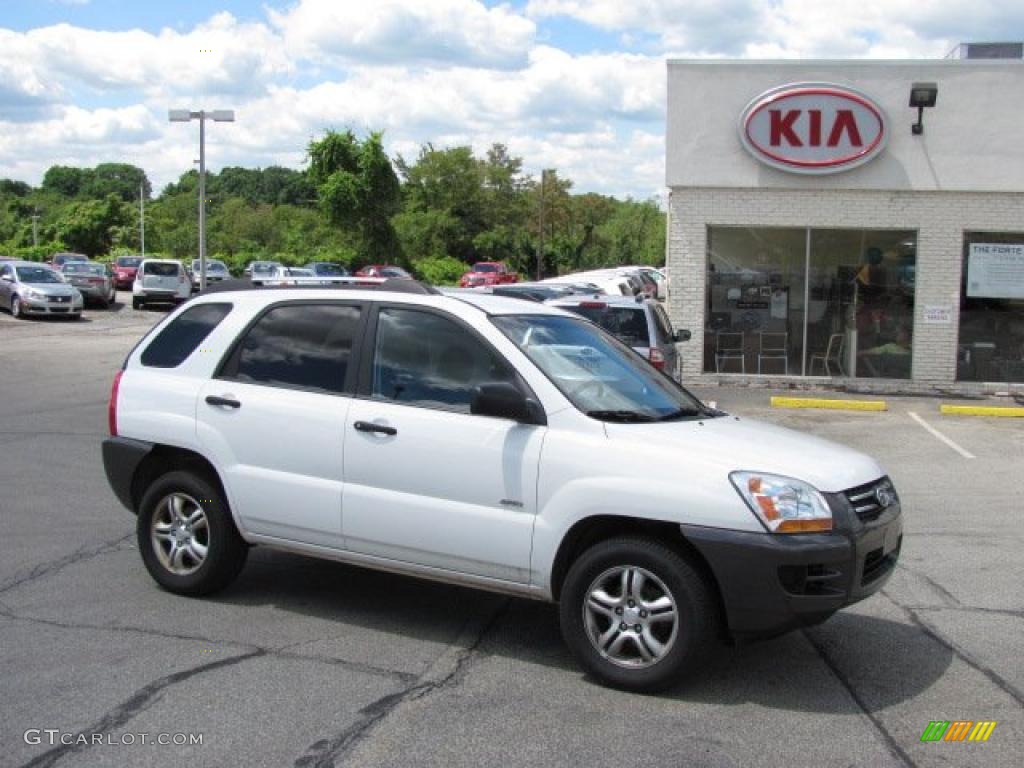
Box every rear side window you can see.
[141,303,233,368]
[565,306,651,346]
[223,304,361,394]
[144,262,180,277]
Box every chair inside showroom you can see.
[757,332,788,374]
[715,332,745,373]
[810,333,845,376]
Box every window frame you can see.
[355,303,543,420]
[214,299,369,397]
[140,302,234,369]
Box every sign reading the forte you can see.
[739,83,888,174]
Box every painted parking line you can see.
[770,396,887,411]
[939,404,1024,418]
[908,411,975,459]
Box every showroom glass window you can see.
[958,233,1024,383]
[706,228,916,379]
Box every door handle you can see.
[353,420,397,436]
[205,395,241,409]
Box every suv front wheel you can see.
[137,470,248,596]
[559,537,718,692]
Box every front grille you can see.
[844,476,898,522]
[50,295,70,304]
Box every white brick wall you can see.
[666,187,1024,393]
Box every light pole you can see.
[168,109,234,290]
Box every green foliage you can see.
[414,256,468,285]
[56,194,131,257]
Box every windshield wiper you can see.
[586,410,656,423]
[656,408,703,421]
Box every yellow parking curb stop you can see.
[939,404,1024,418]
[770,396,887,411]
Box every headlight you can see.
[24,288,43,300]
[729,471,832,533]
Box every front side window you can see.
[224,304,361,393]
[494,314,709,422]
[372,308,515,412]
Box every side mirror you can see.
[470,382,545,425]
[0,274,12,282]
[673,329,692,342]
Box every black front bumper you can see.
[682,493,902,639]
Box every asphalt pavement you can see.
[1,297,1021,768]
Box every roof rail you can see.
[198,277,440,296]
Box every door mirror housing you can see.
[674,329,692,342]
[470,382,545,425]
[0,274,12,282]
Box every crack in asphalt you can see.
[1,609,418,684]
[0,533,134,596]
[802,630,916,768]
[17,649,266,768]
[881,591,1024,709]
[292,599,511,768]
[894,562,961,607]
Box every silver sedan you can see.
[60,261,117,308]
[0,261,84,319]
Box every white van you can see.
[132,259,191,309]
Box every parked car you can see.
[113,256,144,290]
[490,282,595,303]
[102,282,902,692]
[543,271,636,297]
[60,261,117,308]
[246,261,283,285]
[0,260,83,319]
[262,266,317,286]
[355,264,411,278]
[305,262,350,278]
[49,252,89,270]
[190,259,231,289]
[132,259,191,309]
[459,261,519,288]
[621,266,668,300]
[546,295,688,378]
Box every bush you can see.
[413,256,467,286]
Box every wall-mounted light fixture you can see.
[909,83,938,135]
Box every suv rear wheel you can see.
[559,537,717,692]
[137,470,247,596]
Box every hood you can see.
[604,415,883,493]
[23,281,77,296]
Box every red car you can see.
[354,265,412,278]
[459,262,519,288]
[112,255,144,289]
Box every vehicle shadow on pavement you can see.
[212,549,951,706]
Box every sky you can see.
[0,0,1021,200]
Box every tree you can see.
[42,166,90,197]
[55,194,131,256]
[308,130,402,263]
[86,163,151,202]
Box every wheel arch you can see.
[131,444,229,518]
[548,514,728,635]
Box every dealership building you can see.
[665,54,1024,392]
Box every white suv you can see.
[102,280,902,691]
[132,259,191,309]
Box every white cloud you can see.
[269,0,536,69]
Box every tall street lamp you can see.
[168,109,235,290]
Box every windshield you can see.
[380,267,410,277]
[473,263,499,273]
[192,261,227,272]
[252,263,279,275]
[492,314,711,422]
[312,263,346,276]
[16,266,63,284]
[561,305,650,347]
[116,257,142,267]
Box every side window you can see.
[652,305,674,345]
[141,303,233,368]
[224,304,361,394]
[372,307,515,413]
[0,265,10,279]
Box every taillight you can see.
[579,301,606,308]
[108,370,123,436]
[649,348,665,370]
[178,274,185,284]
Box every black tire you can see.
[137,470,248,596]
[132,296,142,310]
[559,536,718,693]
[11,295,23,319]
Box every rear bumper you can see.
[102,437,154,513]
[681,497,902,639]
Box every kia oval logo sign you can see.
[739,83,888,174]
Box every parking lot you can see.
[1,299,1021,768]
